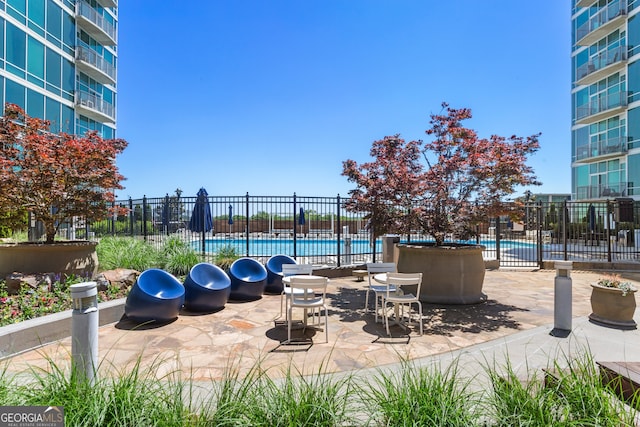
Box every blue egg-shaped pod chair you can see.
[124,269,185,323]
[265,254,297,294]
[183,262,231,312]
[228,257,268,301]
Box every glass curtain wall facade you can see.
[0,0,117,138]
[571,0,639,200]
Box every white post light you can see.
[553,261,572,335]
[71,281,98,384]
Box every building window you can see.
[27,35,44,87]
[5,78,25,108]
[45,96,60,132]
[6,22,26,77]
[26,87,43,118]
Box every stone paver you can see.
[5,269,632,381]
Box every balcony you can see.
[75,46,116,85]
[96,0,117,7]
[576,0,596,7]
[576,46,626,86]
[576,91,628,125]
[75,91,115,123]
[575,136,627,162]
[578,183,628,199]
[76,1,116,45]
[576,1,626,46]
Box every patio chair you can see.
[265,254,297,294]
[278,263,314,321]
[382,272,423,336]
[183,262,231,312]
[124,269,185,323]
[365,262,397,322]
[285,275,329,344]
[228,257,268,301]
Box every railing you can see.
[576,183,628,199]
[576,0,626,43]
[76,1,117,44]
[76,46,116,83]
[60,195,640,269]
[576,91,628,122]
[575,135,627,161]
[576,45,626,82]
[75,91,115,120]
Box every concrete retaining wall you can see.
[0,298,125,358]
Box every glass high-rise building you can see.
[570,0,640,200]
[0,0,117,138]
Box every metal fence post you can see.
[336,194,341,267]
[110,201,115,236]
[293,193,298,259]
[495,216,501,265]
[128,197,134,236]
[607,200,612,263]
[245,192,250,256]
[142,196,148,241]
[537,201,543,268]
[563,199,568,261]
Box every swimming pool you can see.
[193,238,380,257]
[192,238,535,257]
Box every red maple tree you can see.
[342,103,541,245]
[0,104,128,243]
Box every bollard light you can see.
[552,261,573,336]
[344,237,352,265]
[71,281,98,384]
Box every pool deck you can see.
[5,269,640,385]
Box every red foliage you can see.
[0,104,128,243]
[342,103,540,245]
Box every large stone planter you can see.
[0,241,98,279]
[589,283,637,330]
[397,243,487,304]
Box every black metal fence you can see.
[73,194,640,268]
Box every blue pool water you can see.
[192,238,534,256]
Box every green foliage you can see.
[91,219,153,236]
[0,208,27,238]
[486,353,637,426]
[361,360,478,426]
[0,275,128,327]
[2,356,200,426]
[251,211,271,220]
[160,237,201,276]
[213,245,240,271]
[96,236,159,271]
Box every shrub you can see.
[160,237,201,276]
[96,237,159,271]
[213,245,240,271]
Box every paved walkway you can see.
[8,269,640,383]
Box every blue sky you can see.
[115,1,571,200]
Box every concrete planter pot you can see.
[397,243,487,304]
[589,283,637,330]
[0,241,98,279]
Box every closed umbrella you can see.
[588,204,596,232]
[587,203,596,245]
[228,204,233,235]
[298,207,305,225]
[189,188,213,233]
[298,207,305,235]
[161,194,170,234]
